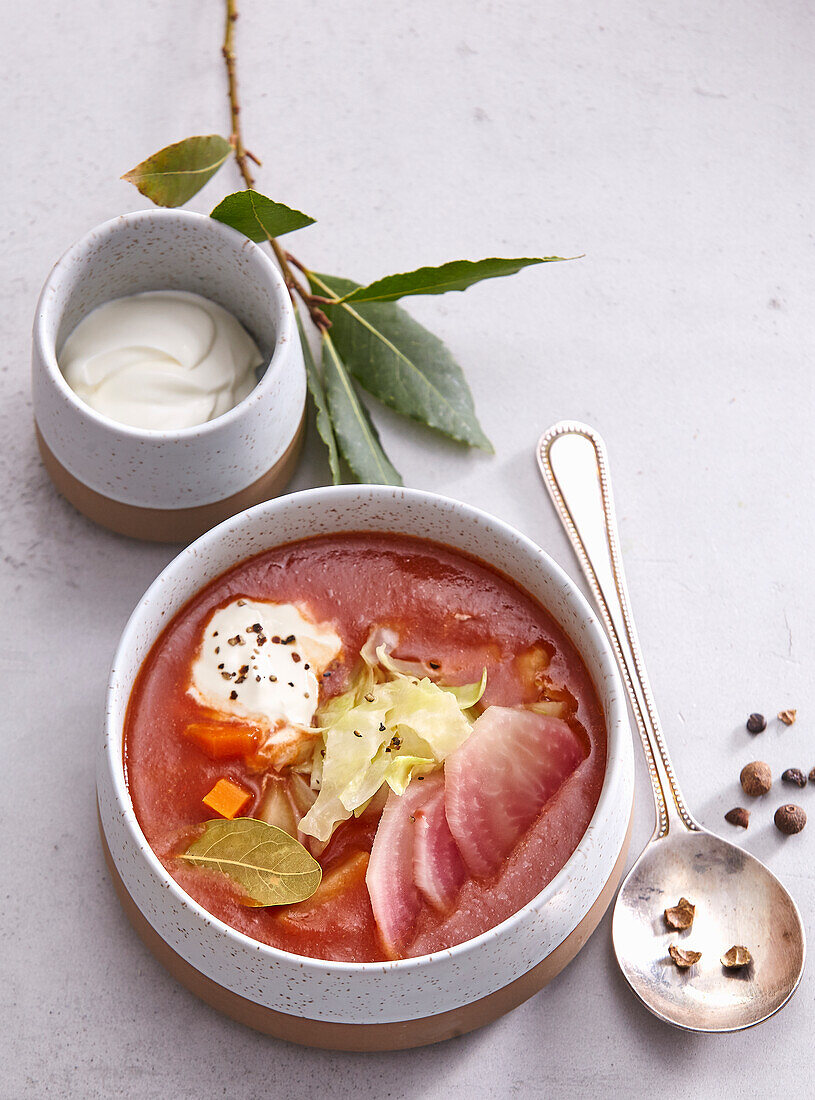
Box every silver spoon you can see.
[537,421,805,1032]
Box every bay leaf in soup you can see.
[179,817,322,906]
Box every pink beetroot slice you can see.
[444,707,588,877]
[413,780,466,912]
[366,773,443,957]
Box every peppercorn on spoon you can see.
[537,422,805,1032]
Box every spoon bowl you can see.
[538,421,806,1032]
[614,829,805,1031]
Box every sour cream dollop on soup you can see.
[190,599,342,766]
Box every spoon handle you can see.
[537,421,698,839]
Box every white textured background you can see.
[1,0,813,1096]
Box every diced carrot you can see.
[184,721,259,760]
[202,778,252,819]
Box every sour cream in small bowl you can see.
[58,289,265,432]
[32,210,306,543]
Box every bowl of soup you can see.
[98,486,634,1050]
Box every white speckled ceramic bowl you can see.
[32,210,306,543]
[97,486,634,1050]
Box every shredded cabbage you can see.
[441,668,488,712]
[384,754,436,795]
[374,643,432,680]
[298,645,486,842]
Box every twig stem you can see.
[222,0,329,331]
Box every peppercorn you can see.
[740,761,772,797]
[721,945,752,969]
[781,768,807,789]
[664,897,695,930]
[724,807,750,828]
[668,944,701,969]
[746,713,766,734]
[774,804,806,835]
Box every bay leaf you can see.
[211,189,315,241]
[339,256,566,303]
[308,273,492,452]
[297,313,341,484]
[122,135,232,207]
[322,331,403,486]
[179,817,321,906]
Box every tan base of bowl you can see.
[36,414,306,544]
[100,807,632,1051]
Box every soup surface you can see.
[124,533,607,962]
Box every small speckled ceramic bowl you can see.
[32,210,306,543]
[98,486,634,1050]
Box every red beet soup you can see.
[124,533,606,962]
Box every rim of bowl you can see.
[105,485,629,975]
[34,209,295,442]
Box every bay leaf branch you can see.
[322,330,403,486]
[339,256,568,303]
[297,314,341,484]
[122,135,232,207]
[309,272,492,452]
[211,189,315,241]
